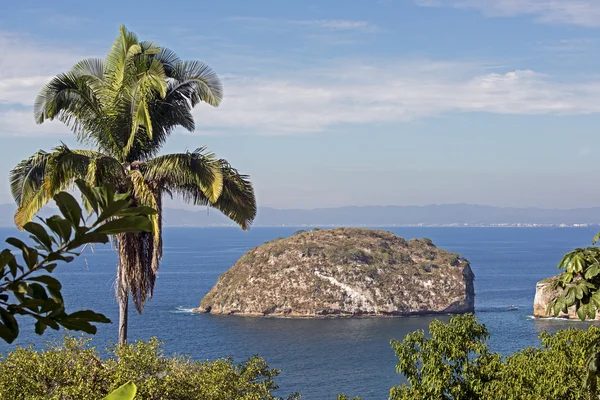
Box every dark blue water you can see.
[0,227,598,399]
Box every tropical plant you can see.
[0,180,155,344]
[10,26,256,344]
[547,234,600,320]
[546,234,600,397]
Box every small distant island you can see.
[195,228,474,318]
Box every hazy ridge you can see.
[2,203,599,227]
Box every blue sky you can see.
[2,0,600,209]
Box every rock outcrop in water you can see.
[534,276,600,320]
[195,228,475,318]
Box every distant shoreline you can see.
[148,224,600,228]
[1,224,598,229]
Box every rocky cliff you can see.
[533,276,600,320]
[195,228,475,318]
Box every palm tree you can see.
[9,26,256,344]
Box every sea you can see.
[0,226,598,399]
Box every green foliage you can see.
[390,314,500,400]
[0,336,300,400]
[548,236,600,320]
[0,180,155,343]
[422,238,433,246]
[424,252,435,261]
[389,314,600,400]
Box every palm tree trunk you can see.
[118,280,128,345]
[117,234,129,345]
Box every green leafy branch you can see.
[0,179,156,343]
[547,235,600,320]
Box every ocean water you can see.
[0,226,599,399]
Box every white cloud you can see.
[190,62,600,135]
[4,30,600,138]
[415,0,600,27]
[0,31,88,137]
[228,16,378,32]
[0,109,71,137]
[0,31,85,106]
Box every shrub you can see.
[0,336,299,400]
[389,314,600,400]
[293,230,307,236]
[422,238,433,246]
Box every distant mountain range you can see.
[2,203,600,227]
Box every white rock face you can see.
[533,277,600,320]
[196,228,475,318]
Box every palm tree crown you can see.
[10,26,256,341]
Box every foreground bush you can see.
[0,336,299,400]
[389,314,600,400]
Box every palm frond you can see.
[10,150,51,206]
[104,25,140,91]
[33,72,118,154]
[213,160,256,230]
[153,47,181,76]
[141,148,223,203]
[170,60,223,107]
[10,146,121,228]
[12,145,91,228]
[70,58,106,82]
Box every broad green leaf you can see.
[95,216,152,235]
[66,231,109,251]
[585,265,600,280]
[54,192,83,227]
[6,238,38,270]
[104,381,137,400]
[45,216,73,242]
[34,320,46,335]
[594,232,600,245]
[0,321,17,344]
[117,206,158,217]
[95,199,132,226]
[58,320,97,334]
[23,222,53,250]
[75,179,99,214]
[46,253,74,263]
[29,275,62,289]
[27,283,49,300]
[577,304,587,320]
[0,309,18,340]
[67,310,111,323]
[46,284,64,304]
[592,292,600,310]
